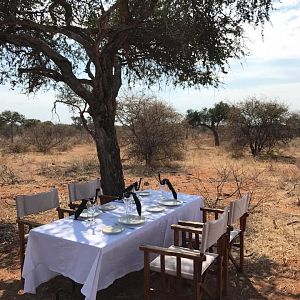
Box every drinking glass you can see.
[159,183,169,200]
[87,200,95,223]
[123,196,132,222]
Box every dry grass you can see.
[0,137,299,299]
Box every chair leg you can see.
[217,256,223,300]
[239,233,244,273]
[17,222,26,286]
[222,249,228,295]
[144,253,150,300]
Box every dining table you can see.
[22,189,204,300]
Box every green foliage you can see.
[227,97,298,157]
[0,0,274,193]
[0,110,25,142]
[0,1,273,92]
[186,101,231,146]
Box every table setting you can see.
[22,183,204,300]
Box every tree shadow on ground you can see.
[1,253,299,300]
[0,222,19,271]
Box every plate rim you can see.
[146,205,165,212]
[118,215,145,225]
[158,199,183,206]
[102,225,124,234]
[80,210,102,218]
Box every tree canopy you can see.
[117,94,184,166]
[227,98,298,157]
[0,0,274,194]
[0,110,25,142]
[186,101,231,146]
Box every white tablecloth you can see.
[23,190,204,300]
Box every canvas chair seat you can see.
[150,245,218,280]
[229,229,241,243]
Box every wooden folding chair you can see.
[67,178,101,209]
[15,188,73,283]
[227,193,249,272]
[200,193,250,273]
[140,207,229,300]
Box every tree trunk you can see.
[90,54,124,195]
[10,123,14,143]
[211,127,220,146]
[93,112,125,196]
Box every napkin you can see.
[123,178,143,193]
[124,191,142,216]
[158,173,177,200]
[74,199,88,220]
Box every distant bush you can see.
[226,98,299,157]
[0,164,20,185]
[117,95,185,167]
[5,139,29,153]
[25,122,70,153]
[38,157,99,179]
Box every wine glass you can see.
[123,196,132,222]
[159,183,169,201]
[87,199,96,223]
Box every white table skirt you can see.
[23,190,204,300]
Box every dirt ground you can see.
[0,140,299,299]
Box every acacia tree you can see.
[227,98,297,157]
[186,101,231,146]
[0,110,25,142]
[117,95,184,166]
[0,0,273,194]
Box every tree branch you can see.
[18,67,63,82]
[0,32,93,102]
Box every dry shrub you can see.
[192,162,269,210]
[0,164,20,185]
[38,157,99,179]
[278,166,300,199]
[4,139,29,153]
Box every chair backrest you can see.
[68,178,101,203]
[228,193,249,226]
[15,188,60,218]
[200,206,229,253]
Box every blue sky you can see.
[1,0,300,123]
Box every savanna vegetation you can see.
[0,95,299,299]
[0,0,274,195]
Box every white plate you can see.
[118,215,145,225]
[80,209,102,218]
[159,199,183,207]
[136,191,150,197]
[146,205,165,213]
[99,203,117,211]
[102,225,124,234]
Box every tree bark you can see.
[212,127,220,146]
[90,55,124,196]
[93,112,125,196]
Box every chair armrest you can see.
[16,219,42,228]
[178,220,204,227]
[57,207,75,219]
[140,244,204,260]
[171,224,203,234]
[201,207,224,222]
[200,207,224,214]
